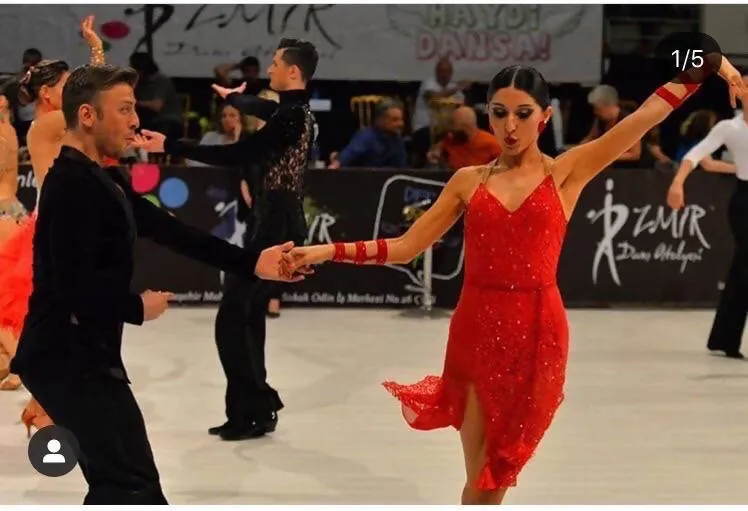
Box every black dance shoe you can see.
[707,344,745,359]
[208,421,232,435]
[219,412,278,441]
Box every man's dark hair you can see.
[239,56,260,70]
[62,64,139,128]
[277,38,318,82]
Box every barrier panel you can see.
[15,165,735,308]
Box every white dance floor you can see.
[1,307,747,505]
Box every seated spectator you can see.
[130,52,183,141]
[411,57,471,165]
[213,56,264,96]
[329,99,407,169]
[644,127,675,171]
[427,106,501,171]
[580,85,641,162]
[675,109,717,161]
[186,102,244,166]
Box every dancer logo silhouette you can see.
[28,425,80,477]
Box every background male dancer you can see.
[667,67,748,359]
[11,64,307,504]
[135,38,318,441]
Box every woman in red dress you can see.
[0,15,105,435]
[284,58,744,503]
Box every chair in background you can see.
[350,95,389,128]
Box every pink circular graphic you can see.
[131,163,160,194]
[101,20,130,40]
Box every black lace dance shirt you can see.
[164,89,313,248]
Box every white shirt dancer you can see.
[667,81,748,359]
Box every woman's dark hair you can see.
[680,109,716,142]
[0,74,19,106]
[487,65,551,109]
[214,101,241,134]
[19,59,69,104]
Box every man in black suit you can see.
[10,64,308,504]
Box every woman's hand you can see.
[80,15,103,51]
[280,245,333,278]
[717,56,748,108]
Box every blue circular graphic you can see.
[159,178,189,209]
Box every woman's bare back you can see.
[27,110,66,188]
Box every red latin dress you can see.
[384,173,569,490]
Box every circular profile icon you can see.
[28,425,80,477]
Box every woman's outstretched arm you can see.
[556,55,745,191]
[80,15,105,65]
[283,167,477,270]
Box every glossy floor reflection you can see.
[1,307,747,504]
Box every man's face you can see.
[380,107,404,134]
[452,111,474,134]
[89,84,139,159]
[593,101,619,122]
[267,49,292,91]
[436,60,453,87]
[241,64,260,82]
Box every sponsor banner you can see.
[16,165,734,308]
[0,5,602,83]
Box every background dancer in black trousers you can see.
[667,68,748,359]
[11,64,306,504]
[136,38,318,441]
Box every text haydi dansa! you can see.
[416,5,549,62]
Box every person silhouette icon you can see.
[28,424,80,477]
[42,439,66,464]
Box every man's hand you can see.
[255,241,314,282]
[131,129,166,153]
[141,290,173,321]
[211,81,246,100]
[280,245,334,279]
[327,151,341,170]
[426,144,442,164]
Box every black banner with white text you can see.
[15,165,735,308]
